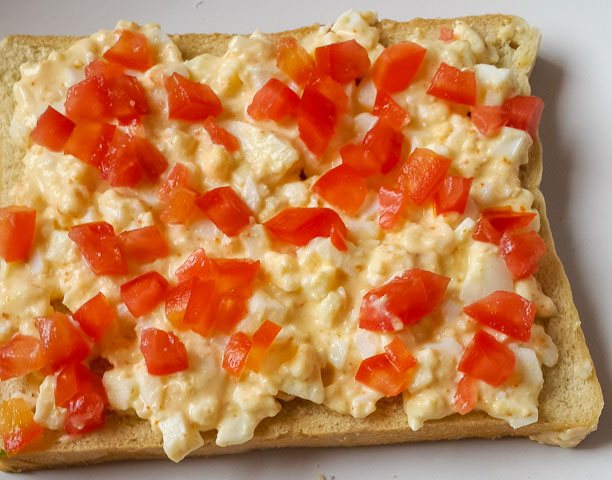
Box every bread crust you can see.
[0,14,603,471]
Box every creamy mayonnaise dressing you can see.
[3,10,557,461]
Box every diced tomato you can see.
[359,269,450,332]
[165,72,222,121]
[308,73,349,114]
[107,74,150,122]
[500,229,547,280]
[246,321,282,372]
[159,186,199,224]
[264,207,348,249]
[458,330,515,387]
[157,163,191,202]
[99,132,144,187]
[203,117,239,152]
[472,216,501,244]
[471,105,505,136]
[0,398,44,453]
[355,353,410,397]
[36,313,90,373]
[131,136,168,181]
[398,148,452,205]
[84,59,125,80]
[472,207,536,245]
[30,106,75,151]
[119,225,169,263]
[433,176,473,215]
[164,278,196,329]
[452,375,477,415]
[0,335,44,381]
[247,78,300,122]
[0,206,36,262]
[363,120,404,173]
[65,75,113,122]
[222,332,252,378]
[463,290,536,342]
[312,164,367,214]
[140,328,189,376]
[384,337,416,373]
[427,63,477,106]
[54,362,107,408]
[196,186,254,237]
[373,92,409,131]
[340,143,380,177]
[64,122,116,169]
[372,42,427,93]
[314,39,370,84]
[183,279,216,337]
[120,271,169,318]
[175,248,213,282]
[502,95,544,139]
[211,258,260,292]
[275,37,316,87]
[214,290,250,334]
[72,293,116,343]
[103,30,153,71]
[378,186,407,230]
[297,85,337,156]
[64,391,106,436]
[439,27,454,42]
[68,222,128,276]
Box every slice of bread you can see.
[0,14,603,472]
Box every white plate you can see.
[0,1,610,478]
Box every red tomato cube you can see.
[54,362,107,408]
[100,133,144,187]
[165,278,196,329]
[427,63,477,106]
[120,271,169,318]
[314,39,370,84]
[398,148,452,205]
[308,73,349,114]
[103,30,153,71]
[68,222,128,276]
[64,122,116,169]
[196,186,254,237]
[140,328,189,376]
[471,105,506,136]
[312,164,367,214]
[378,186,408,230]
[433,176,473,215]
[65,75,113,122]
[247,78,300,122]
[458,330,515,387]
[0,206,36,262]
[363,120,404,173]
[203,117,239,152]
[157,163,191,202]
[384,337,416,373]
[108,74,150,122]
[0,335,44,381]
[452,375,478,415]
[372,42,426,93]
[160,187,199,224]
[500,229,547,280]
[355,353,410,397]
[35,313,90,373]
[30,106,75,151]
[0,398,44,453]
[119,225,169,263]
[183,279,216,337]
[340,143,380,177]
[72,292,116,343]
[132,137,168,181]
[85,59,125,80]
[275,37,316,87]
[222,332,252,378]
[297,86,337,156]
[246,320,281,372]
[165,72,222,121]
[502,95,544,139]
[373,91,409,131]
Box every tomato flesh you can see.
[452,375,478,415]
[372,42,426,93]
[363,120,404,174]
[108,74,150,122]
[0,335,44,381]
[68,222,128,275]
[119,225,169,263]
[378,186,407,230]
[472,208,536,245]
[359,269,449,332]
[140,328,188,376]
[312,164,367,214]
[157,163,191,202]
[275,37,316,87]
[30,106,75,151]
[160,186,199,224]
[0,398,44,453]
[222,332,252,378]
[35,313,90,373]
[246,321,282,372]
[165,278,196,329]
[398,148,452,205]
[85,59,125,80]
[64,122,116,169]
[183,279,216,337]
[502,95,544,139]
[120,271,169,318]
[203,117,239,152]
[131,136,168,182]
[65,75,113,122]
[73,293,116,343]
[165,72,222,121]
[196,186,254,237]
[0,206,36,262]
[247,78,300,122]
[433,176,473,215]
[471,105,505,136]
[103,30,153,71]
[314,39,370,84]
[373,91,409,131]
[297,85,337,156]
[463,290,536,342]
[100,132,144,187]
[384,337,416,373]
[427,63,477,106]
[55,362,107,408]
[340,143,380,177]
[308,73,349,114]
[175,248,259,289]
[500,229,547,280]
[458,330,515,387]
[355,351,414,397]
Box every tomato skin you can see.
[63,122,116,169]
[398,148,452,205]
[103,30,153,71]
[132,136,168,182]
[157,163,191,202]
[264,207,348,249]
[458,330,515,387]
[100,133,144,187]
[378,186,407,230]
[65,75,113,123]
[0,335,45,381]
[426,63,477,106]
[355,352,413,397]
[72,293,116,343]
[196,186,254,237]
[222,332,252,378]
[119,225,169,263]
[363,120,404,174]
[165,72,222,121]
[120,271,169,318]
[30,106,75,151]
[246,321,282,372]
[312,164,367,214]
[472,207,536,245]
[359,269,450,332]
[0,398,44,453]
[384,337,416,373]
[372,42,427,93]
[452,375,478,415]
[502,95,544,139]
[85,59,125,80]
[472,216,502,244]
[35,313,90,373]
[247,78,300,122]
[500,229,547,280]
[140,328,189,376]
[175,248,213,283]
[308,73,349,114]
[471,105,505,136]
[373,91,409,131]
[463,291,536,342]
[160,186,199,225]
[314,39,370,84]
[68,222,128,276]
[275,37,316,87]
[183,279,216,337]
[433,176,473,215]
[108,74,150,122]
[0,206,36,262]
[340,143,380,177]
[297,85,337,156]
[203,117,239,153]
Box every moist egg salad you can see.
[0,10,558,461]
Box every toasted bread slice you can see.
[0,14,603,472]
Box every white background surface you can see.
[0,0,610,478]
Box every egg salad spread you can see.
[0,10,557,461]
